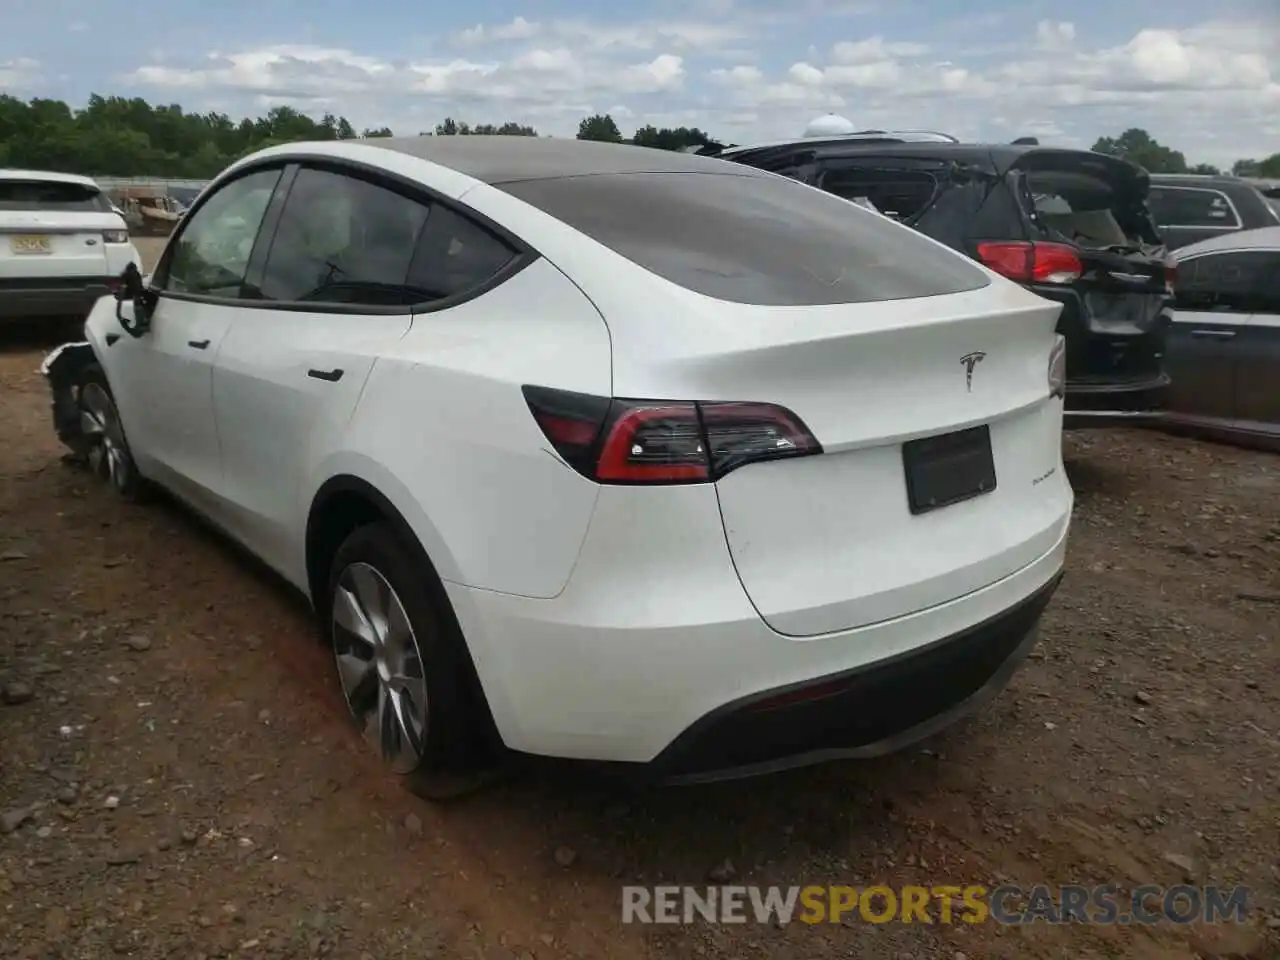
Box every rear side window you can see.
[819,165,941,221]
[405,204,518,302]
[1147,188,1239,229]
[500,172,987,306]
[1175,250,1280,314]
[0,180,110,212]
[259,167,431,306]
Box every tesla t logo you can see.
[960,351,986,392]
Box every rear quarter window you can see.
[498,171,989,306]
[0,180,110,212]
[1147,187,1240,229]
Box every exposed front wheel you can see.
[76,367,145,500]
[327,523,504,800]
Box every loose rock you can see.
[708,859,736,882]
[1,680,34,705]
[122,635,152,652]
[1,808,33,834]
[553,846,577,868]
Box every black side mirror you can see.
[114,262,153,338]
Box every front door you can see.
[210,164,434,582]
[133,166,285,505]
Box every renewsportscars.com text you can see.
[621,884,1250,926]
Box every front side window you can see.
[162,168,282,297]
[1174,250,1279,314]
[257,167,430,306]
[1147,187,1240,229]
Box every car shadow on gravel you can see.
[1063,451,1139,503]
[0,320,85,353]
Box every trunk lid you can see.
[0,210,117,280]
[608,282,1070,638]
[996,150,1171,380]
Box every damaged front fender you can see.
[40,341,98,457]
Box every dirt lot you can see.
[2,240,1278,959]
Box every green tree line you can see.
[1,93,1276,180]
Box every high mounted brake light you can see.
[522,386,822,485]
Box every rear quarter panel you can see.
[324,255,612,600]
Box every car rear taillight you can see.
[521,385,822,485]
[1048,334,1066,400]
[102,230,130,244]
[1164,262,1177,295]
[976,241,1083,285]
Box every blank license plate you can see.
[902,425,997,515]
[10,235,52,255]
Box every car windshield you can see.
[498,171,989,306]
[0,180,111,212]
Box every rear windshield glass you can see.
[499,171,989,306]
[0,180,110,212]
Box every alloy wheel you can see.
[79,382,134,494]
[331,562,430,774]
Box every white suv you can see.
[1,169,140,322]
[42,137,1072,795]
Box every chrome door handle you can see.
[1189,329,1235,339]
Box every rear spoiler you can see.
[680,142,732,157]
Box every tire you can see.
[326,522,505,800]
[76,364,147,502]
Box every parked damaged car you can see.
[711,134,1175,426]
[1159,226,1280,452]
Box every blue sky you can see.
[2,0,1277,166]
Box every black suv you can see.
[708,134,1174,426]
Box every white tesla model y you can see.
[42,136,1073,795]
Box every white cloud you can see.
[457,16,541,46]
[116,15,1280,168]
[831,37,930,64]
[1035,20,1077,52]
[0,57,41,89]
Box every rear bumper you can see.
[1063,372,1170,428]
[0,278,115,319]
[653,571,1061,784]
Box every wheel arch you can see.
[304,471,503,751]
[305,472,452,614]
[41,341,105,451]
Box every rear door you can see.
[211,163,522,581]
[1227,249,1280,425]
[1147,184,1243,250]
[0,178,112,281]
[1164,249,1268,421]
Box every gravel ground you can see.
[1,240,1278,959]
